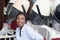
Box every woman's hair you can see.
[16,12,27,23]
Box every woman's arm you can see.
[26,25,43,40]
[16,27,21,40]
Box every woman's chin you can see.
[18,25,23,27]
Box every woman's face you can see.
[16,14,26,28]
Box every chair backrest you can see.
[0,35,15,40]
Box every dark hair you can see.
[16,12,27,23]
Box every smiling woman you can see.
[15,12,43,40]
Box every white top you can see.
[16,24,43,40]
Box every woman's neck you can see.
[20,25,24,30]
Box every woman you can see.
[16,12,43,40]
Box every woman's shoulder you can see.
[16,27,20,31]
[24,24,33,30]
